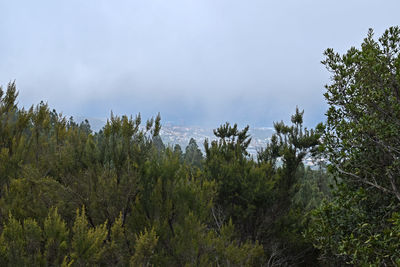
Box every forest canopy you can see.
[0,26,399,266]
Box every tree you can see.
[0,214,44,266]
[204,118,322,265]
[322,26,400,201]
[71,206,108,265]
[307,26,400,265]
[204,123,257,233]
[173,144,183,162]
[130,227,159,266]
[43,208,69,266]
[2,81,331,265]
[258,110,322,266]
[0,82,31,190]
[261,107,322,193]
[184,138,203,168]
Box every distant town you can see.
[76,116,317,167]
[75,116,272,153]
[159,123,273,156]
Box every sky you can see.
[1,0,399,128]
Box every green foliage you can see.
[204,123,272,238]
[212,219,264,266]
[44,208,69,266]
[203,114,324,265]
[306,26,400,265]
[130,227,159,266]
[307,185,400,265]
[0,214,44,266]
[323,27,400,199]
[107,212,131,265]
[0,81,330,265]
[184,138,203,168]
[3,25,400,266]
[71,206,108,265]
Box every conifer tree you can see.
[184,138,203,168]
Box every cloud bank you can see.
[1,0,399,127]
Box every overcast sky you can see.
[1,0,399,127]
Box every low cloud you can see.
[1,0,399,127]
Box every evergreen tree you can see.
[0,81,330,265]
[307,26,400,265]
[184,138,203,168]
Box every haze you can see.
[1,0,399,127]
